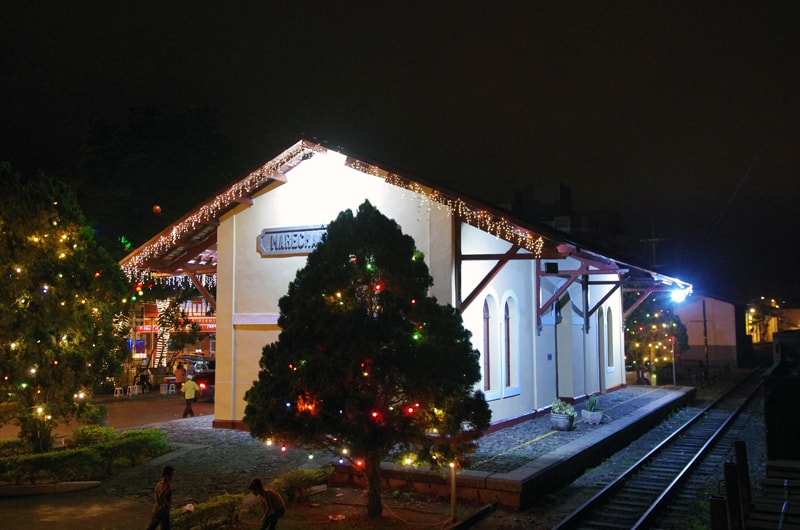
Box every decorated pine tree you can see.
[624,292,689,384]
[0,164,129,451]
[244,200,491,518]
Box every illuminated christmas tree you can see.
[624,292,689,384]
[244,200,490,518]
[0,164,129,451]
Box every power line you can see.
[707,145,766,239]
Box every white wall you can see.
[216,152,441,422]
[458,223,537,421]
[675,295,738,365]
[213,150,628,427]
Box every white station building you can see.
[121,139,692,431]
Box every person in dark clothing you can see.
[146,465,175,530]
[137,365,151,392]
[248,477,286,530]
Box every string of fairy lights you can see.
[122,143,547,279]
[5,213,115,422]
[121,142,314,277]
[347,159,546,257]
[626,308,680,369]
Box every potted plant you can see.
[581,395,604,425]
[550,398,576,431]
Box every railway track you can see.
[553,372,764,530]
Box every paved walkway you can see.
[0,384,693,529]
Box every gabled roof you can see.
[119,140,316,277]
[120,139,692,300]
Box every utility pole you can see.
[703,299,709,368]
[639,222,663,268]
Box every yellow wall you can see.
[213,152,441,423]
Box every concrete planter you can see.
[581,409,603,425]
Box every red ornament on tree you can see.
[152,205,162,214]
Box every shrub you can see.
[169,466,333,529]
[270,466,333,502]
[171,493,245,530]
[48,448,104,481]
[0,439,32,457]
[1,448,103,484]
[66,425,118,448]
[119,428,171,456]
[94,428,172,473]
[0,427,172,484]
[73,402,108,426]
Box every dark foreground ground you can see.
[0,361,769,529]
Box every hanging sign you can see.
[257,225,327,257]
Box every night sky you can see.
[2,2,799,305]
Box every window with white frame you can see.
[606,308,615,369]
[503,297,520,396]
[482,299,492,392]
[481,296,500,398]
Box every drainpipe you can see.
[229,216,237,424]
[554,299,559,398]
[703,299,709,369]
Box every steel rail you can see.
[553,371,763,530]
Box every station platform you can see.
[331,384,697,510]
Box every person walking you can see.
[173,361,186,387]
[248,477,286,530]
[181,375,200,418]
[146,465,175,530]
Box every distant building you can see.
[121,139,692,430]
[780,308,800,331]
[746,299,799,344]
[673,293,752,369]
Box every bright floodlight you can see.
[670,288,688,303]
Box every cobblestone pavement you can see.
[0,384,690,529]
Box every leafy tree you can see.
[0,164,129,451]
[624,292,689,384]
[244,201,491,518]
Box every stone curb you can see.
[0,442,207,498]
[0,480,101,497]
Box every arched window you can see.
[483,299,491,392]
[504,302,511,387]
[503,298,519,393]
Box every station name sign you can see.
[257,225,328,257]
